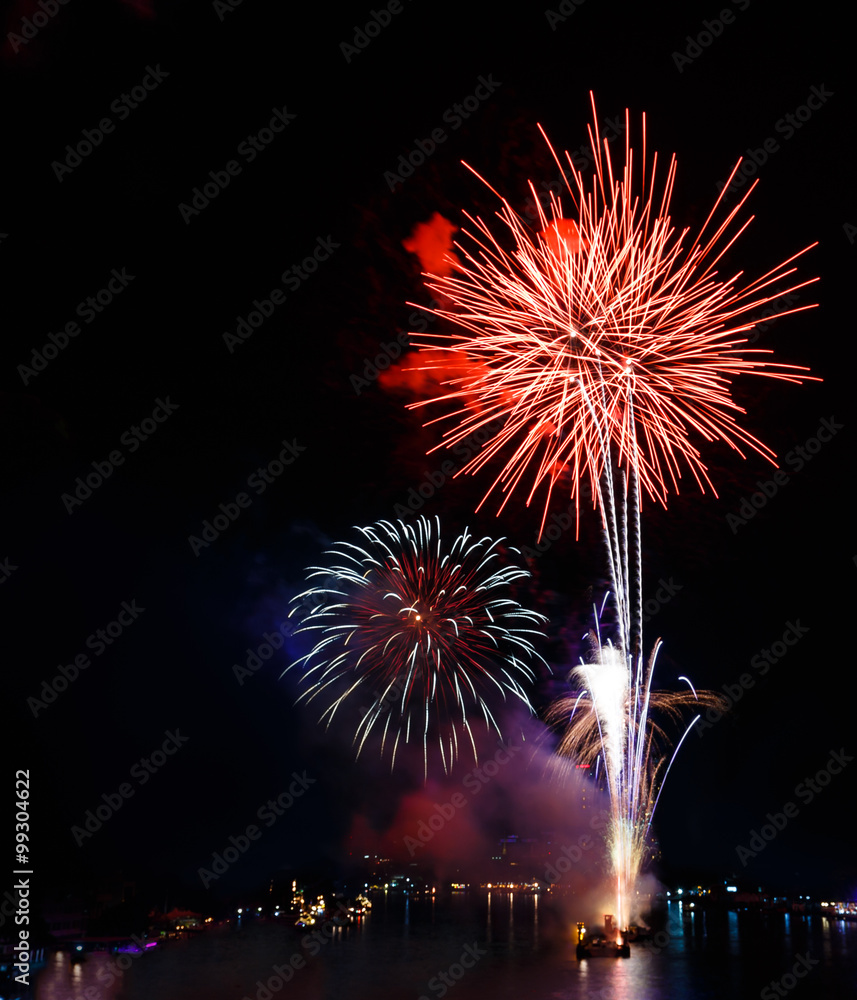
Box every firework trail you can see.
[284,516,547,777]
[547,630,725,931]
[407,94,817,539]
[402,97,814,931]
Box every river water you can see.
[33,893,857,1000]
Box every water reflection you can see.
[33,896,857,1000]
[37,948,127,1000]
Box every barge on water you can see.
[575,916,631,959]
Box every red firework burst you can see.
[407,95,818,531]
[286,516,546,773]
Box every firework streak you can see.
[403,95,811,930]
[285,516,547,776]
[407,94,817,537]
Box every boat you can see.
[575,918,631,959]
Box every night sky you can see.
[3,0,856,909]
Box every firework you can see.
[547,632,726,932]
[407,95,817,535]
[284,516,547,776]
[398,99,814,934]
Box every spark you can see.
[407,95,817,536]
[396,96,813,930]
[548,635,726,932]
[284,515,547,776]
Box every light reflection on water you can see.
[35,948,139,1000]
[33,895,857,1000]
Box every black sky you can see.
[3,0,856,905]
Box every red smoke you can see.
[339,726,609,890]
[377,348,493,408]
[540,218,585,255]
[402,211,459,279]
